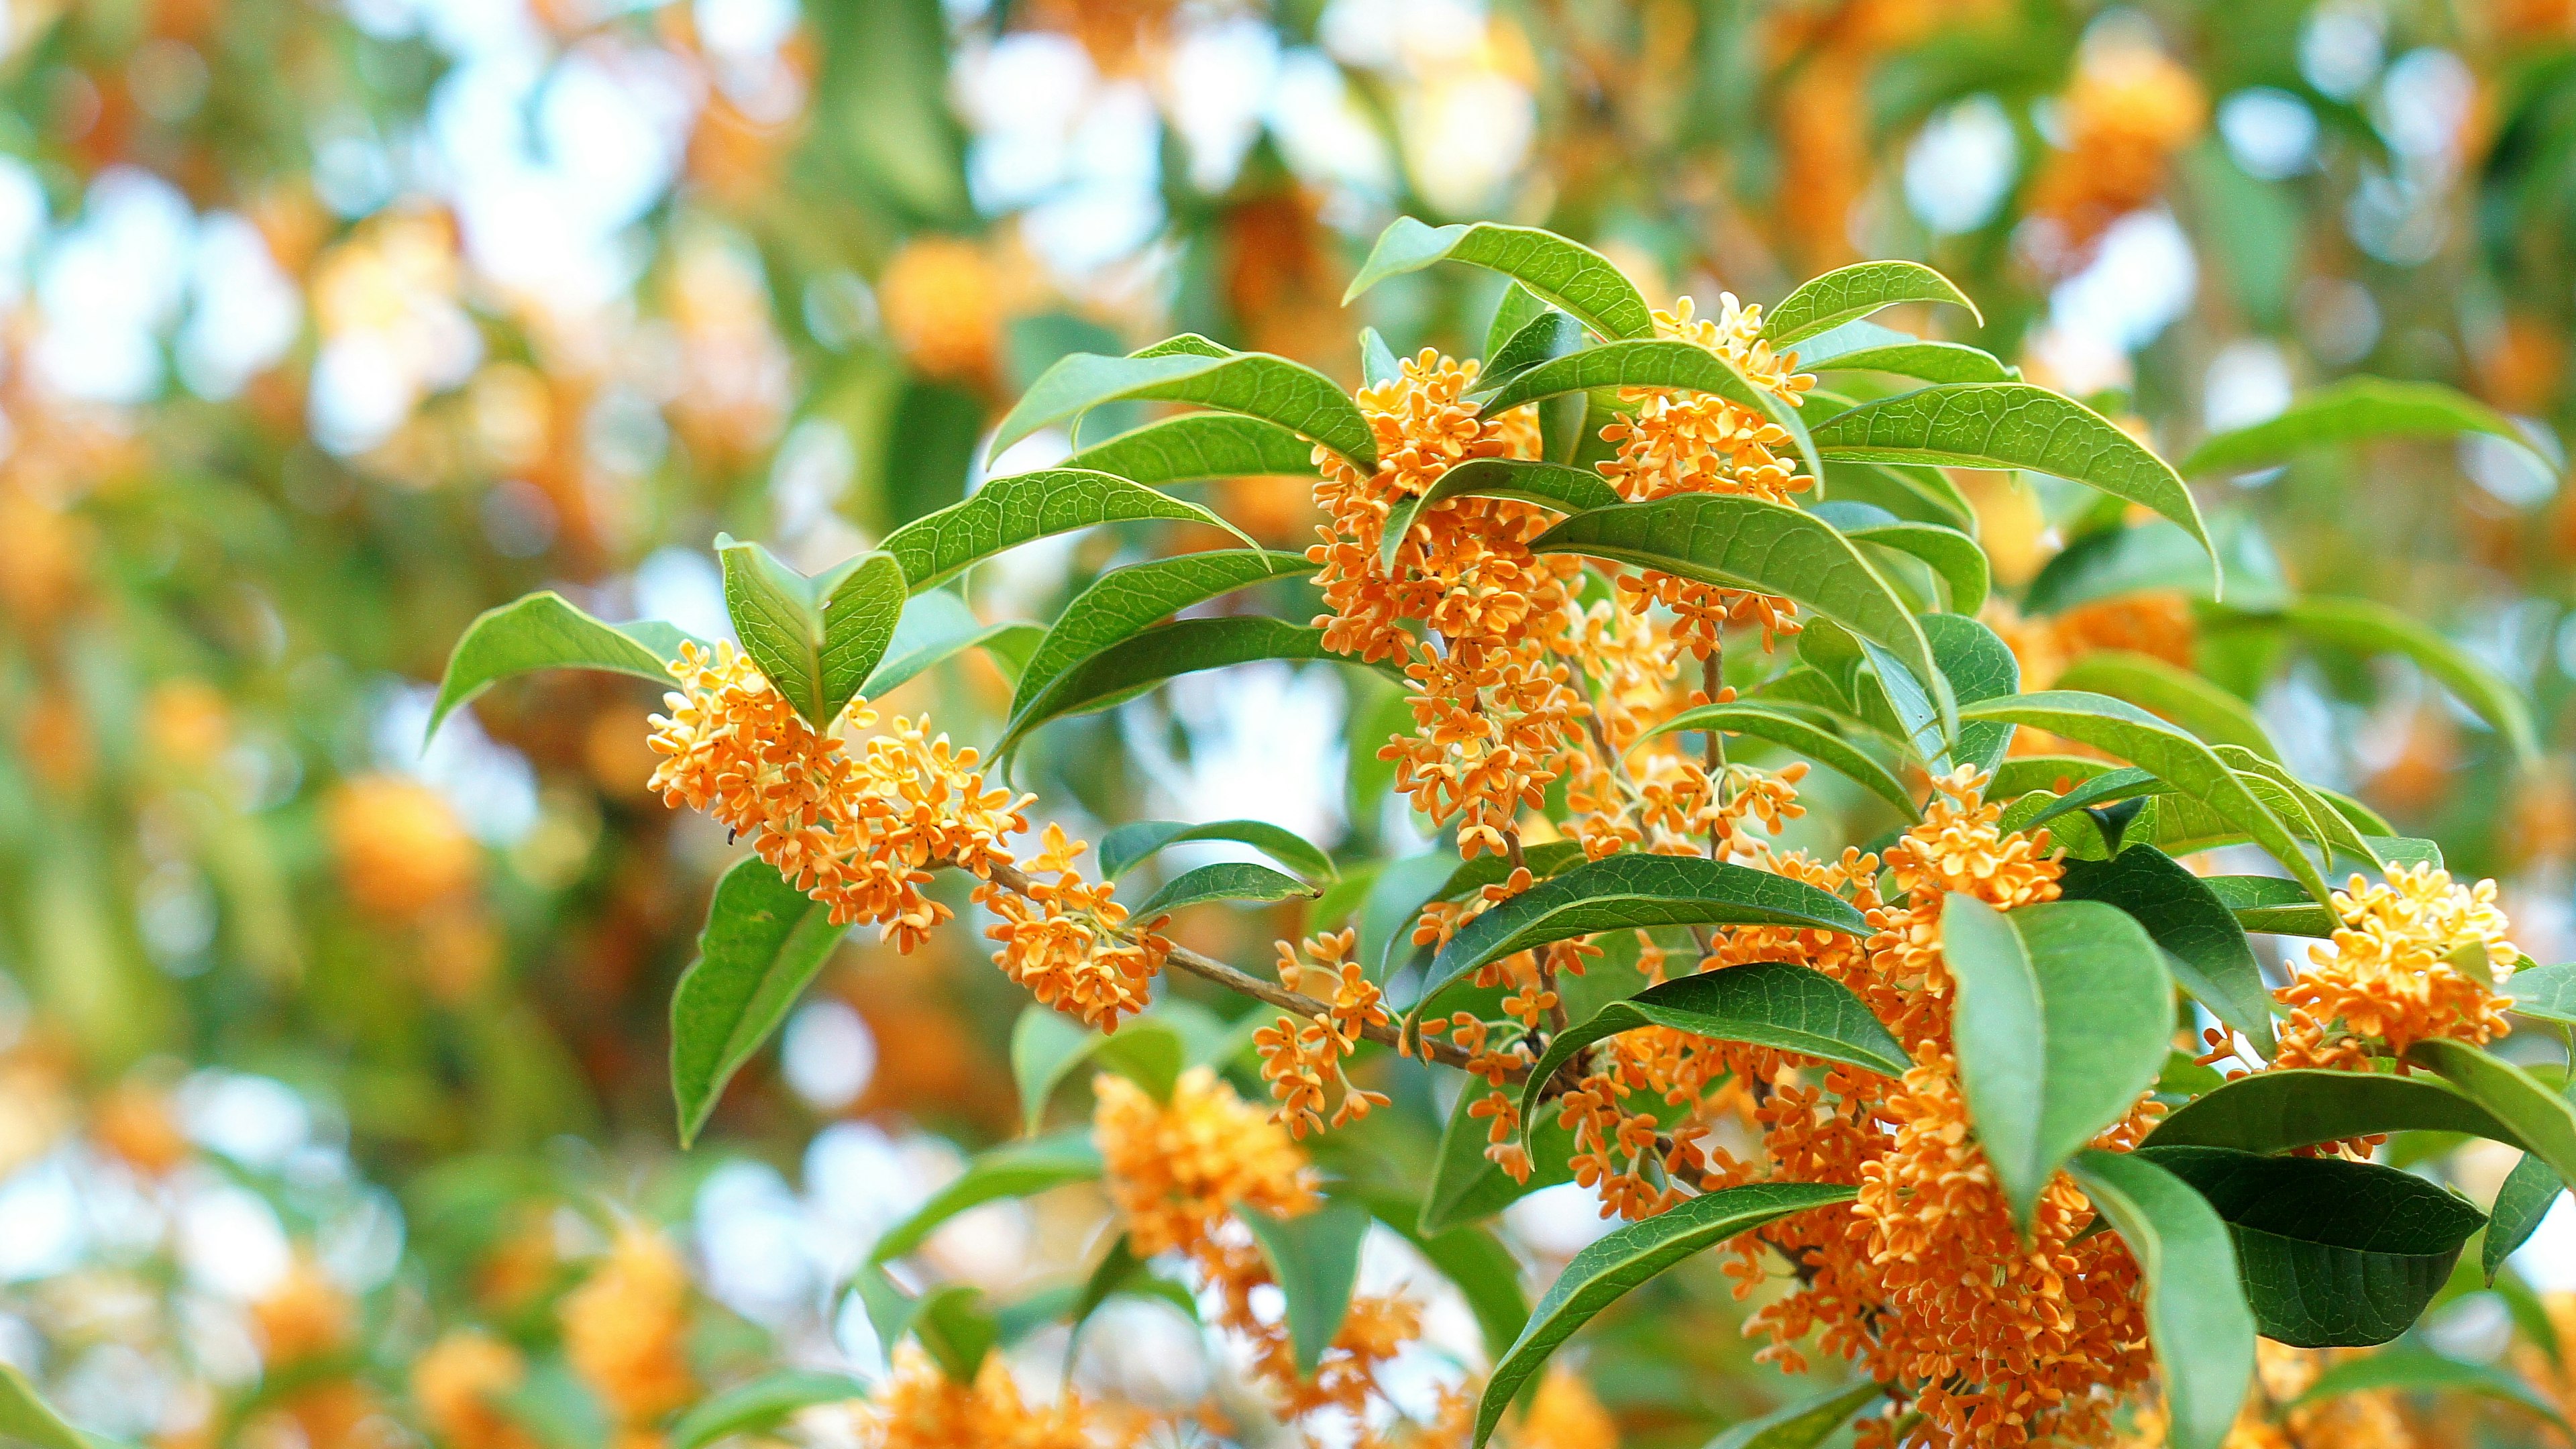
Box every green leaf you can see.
[1099,819,1335,883]
[1635,704,1919,822]
[1010,549,1312,720]
[1988,755,2122,796]
[1808,340,2014,384]
[1000,616,1372,757]
[1473,1183,1860,1447]
[1063,1235,1200,1350]
[1346,217,1656,341]
[670,859,847,1147]
[667,1371,865,1449]
[1518,962,1909,1140]
[1532,493,1949,738]
[2025,521,2224,614]
[1486,282,1552,358]
[1954,690,2330,904]
[2291,1348,2571,1432]
[2181,376,2554,486]
[884,468,1252,594]
[1809,384,2212,572]
[2508,961,2576,1024]
[1941,896,2174,1227]
[718,537,833,727]
[870,1132,1106,1263]
[1359,327,1401,388]
[1845,460,1978,533]
[429,591,692,737]
[1487,308,1591,385]
[912,1285,1000,1383]
[2137,1145,2483,1346]
[2145,1069,2524,1155]
[1059,413,1322,485]
[2063,1150,2255,1449]
[1414,853,1872,1023]
[1703,1381,1889,1449]
[2406,1040,2576,1193]
[2204,874,2334,937]
[0,1364,92,1449]
[1925,613,2021,772]
[993,340,1374,469]
[2485,1150,2561,1284]
[1131,861,1316,920]
[1762,260,1981,346]
[1419,1071,1580,1237]
[818,552,908,718]
[1380,459,1623,572]
[860,590,1043,696]
[1345,1186,1529,1359]
[2220,749,2380,869]
[1243,1201,1373,1377]
[2271,596,2541,765]
[1008,1009,1189,1133]
[1843,517,1990,615]
[1478,340,1820,480]
[2058,845,2276,1055]
[2055,651,2279,760]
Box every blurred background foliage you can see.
[3,0,2576,1445]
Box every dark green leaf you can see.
[1762,260,1981,346]
[884,468,1252,593]
[1346,217,1656,341]
[1487,309,1590,385]
[430,591,692,737]
[1381,459,1623,572]
[1473,1183,1860,1447]
[1941,896,2174,1226]
[1486,282,1552,359]
[670,859,847,1146]
[1059,413,1322,485]
[871,1132,1105,1263]
[1244,1201,1373,1377]
[991,342,1373,469]
[1477,340,1819,480]
[2059,845,2275,1055]
[1703,1381,1889,1449]
[2181,377,2553,487]
[1636,703,1919,822]
[1100,819,1335,883]
[1420,1071,1579,1237]
[1001,616,1374,757]
[2406,1040,2576,1193]
[1132,862,1316,920]
[668,1371,865,1449]
[1924,613,2021,772]
[2484,1150,2562,1285]
[2145,1069,2524,1155]
[2063,1150,2255,1449]
[1010,549,1311,720]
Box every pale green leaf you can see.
[1131,861,1316,920]
[2182,376,2553,486]
[1099,819,1335,883]
[0,1364,93,1449]
[668,1371,865,1449]
[1346,217,1656,341]
[883,468,1252,593]
[818,552,907,718]
[1703,1382,1889,1449]
[718,537,835,727]
[1059,413,1321,485]
[2272,597,2540,765]
[670,859,847,1147]
[2063,1150,2255,1449]
[1762,260,1980,346]
[2055,650,2280,760]
[871,1132,1105,1262]
[2145,1069,2524,1155]
[430,591,692,737]
[2292,1348,2570,1432]
[1808,340,2013,384]
[1244,1201,1373,1377]
[2486,1150,2563,1284]
[991,342,1374,469]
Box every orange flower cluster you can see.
[1254,927,1393,1137]
[2271,863,2520,1073]
[647,641,1168,1030]
[2028,44,2206,258]
[413,1332,541,1449]
[325,775,482,920]
[845,1344,1142,1449]
[559,1228,697,1428]
[877,235,1010,388]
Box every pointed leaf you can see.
[1941,896,2173,1228]
[2272,597,2540,764]
[1518,962,1908,1140]
[871,1132,1106,1263]
[718,538,835,727]
[1380,459,1623,572]
[1762,260,1981,345]
[1359,326,1401,387]
[2145,1069,2525,1155]
[1486,282,1551,358]
[1808,340,2013,384]
[2406,1040,2576,1194]
[2055,651,2280,760]
[1924,613,2021,772]
[1346,217,1656,341]
[2182,376,2554,484]
[1243,1201,1372,1377]
[2204,874,2334,937]
[1059,413,1322,485]
[1099,818,1335,883]
[992,341,1373,469]
[1487,307,1591,385]
[1011,549,1311,718]
[818,551,908,716]
[1478,339,1820,480]
[1472,1183,1860,1447]
[671,859,847,1146]
[2063,1150,2255,1449]
[2485,1150,2563,1284]
[1704,1381,1890,1449]
[2507,961,2576,1024]
[431,591,692,736]
[1809,384,2212,570]
[2292,1348,2570,1432]
[1001,616,1376,757]
[2058,845,2275,1055]
[885,468,1252,593]
[669,1371,866,1449]
[1421,1071,1581,1237]
[861,592,1043,697]
[1132,862,1316,920]
[1843,518,1989,614]
[1638,704,1919,822]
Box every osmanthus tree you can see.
[429,218,2575,1449]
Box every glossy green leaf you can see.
[1130,861,1316,920]
[1847,460,1979,533]
[670,859,847,1146]
[1703,1381,1890,1449]
[1486,307,1591,384]
[884,468,1252,594]
[2055,650,2279,760]
[1532,493,1948,736]
[1414,853,1872,1022]
[1244,1200,1373,1377]
[2220,749,2380,869]
[2406,1040,2576,1192]
[818,552,908,718]
[1988,755,2123,796]
[1925,612,2021,772]
[718,538,835,727]
[2508,961,2576,1024]
[2063,1150,2255,1449]
[2203,875,2334,937]
[1847,519,1989,614]
[991,342,1373,469]
[2058,845,2275,1055]
[2181,376,2553,486]
[1000,616,1371,757]
[2145,1069,2524,1155]
[2484,1150,2562,1285]
[668,1371,865,1449]
[1954,691,2329,903]
[1420,1072,1580,1237]
[1379,458,1622,572]
[1808,340,2013,384]
[1941,896,2174,1227]
[429,591,693,737]
[2273,596,2541,764]
[2137,1145,2483,1346]
[1346,216,1656,341]
[1010,549,1311,720]
[0,1364,91,1449]
[1636,703,1919,822]
[1477,339,1820,480]
[1486,282,1552,358]
[1762,260,1981,345]
[871,1132,1105,1262]
[1099,818,1335,883]
[1518,963,1908,1141]
[1059,412,1322,485]
[2292,1348,2571,1432]
[1473,1183,1859,1447]
[1809,384,2212,569]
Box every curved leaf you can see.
[2063,1150,2255,1449]
[1000,616,1373,757]
[2055,651,2280,760]
[1637,703,1919,821]
[1532,493,1949,738]
[430,591,692,737]
[1346,216,1656,341]
[1420,1071,1580,1237]
[0,1364,92,1449]
[667,1371,866,1449]
[1703,1381,1890,1449]
[819,552,908,717]
[1808,340,2013,384]
[1008,1008,1189,1132]
[1762,261,1981,346]
[1472,1183,1860,1447]
[1379,459,1623,572]
[871,1132,1105,1263]
[1099,818,1335,883]
[2137,1144,2484,1347]
[1415,853,1872,1021]
[2292,1348,2571,1432]
[2145,1069,2524,1155]
[1954,690,2329,903]
[1132,861,1316,920]
[1517,962,1909,1140]
[2508,961,2576,1024]
[1487,308,1590,384]
[2406,1040,2576,1193]
[671,859,849,1146]
[1477,339,1821,480]
[1359,326,1401,387]
[1924,612,2021,772]
[1941,896,2174,1227]
[861,591,1043,697]
[1059,412,1322,485]
[884,468,1252,593]
[2273,596,2540,764]
[1809,384,2212,571]
[991,342,1374,469]
[1846,519,1989,614]
[2181,376,2553,485]
[2059,845,2275,1055]
[2484,1150,2561,1285]
[718,538,835,727]
[2203,874,2334,937]
[1010,549,1311,720]
[1244,1200,1372,1377]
